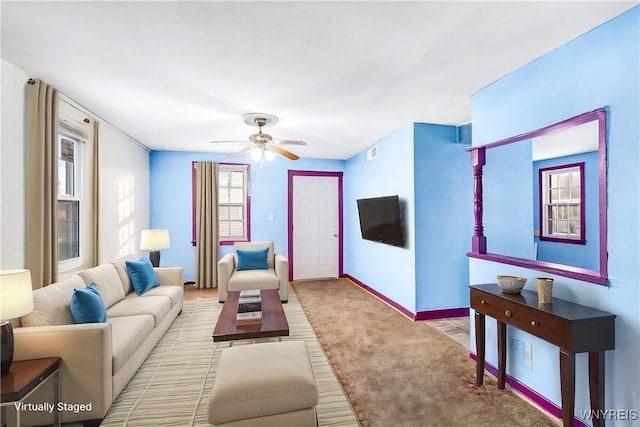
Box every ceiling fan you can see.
[210,113,306,163]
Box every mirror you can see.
[467,108,608,285]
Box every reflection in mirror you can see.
[468,108,608,285]
[533,120,598,270]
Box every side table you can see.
[1,357,61,427]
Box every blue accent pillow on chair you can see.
[70,283,107,324]
[236,248,269,271]
[125,257,160,295]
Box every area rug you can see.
[292,279,558,427]
[101,292,358,426]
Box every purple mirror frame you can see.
[467,108,608,285]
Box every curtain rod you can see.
[28,77,151,152]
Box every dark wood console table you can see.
[470,284,615,427]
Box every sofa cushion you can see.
[236,248,269,271]
[228,269,279,291]
[125,258,160,295]
[107,296,171,327]
[21,275,84,326]
[69,283,108,324]
[108,315,155,375]
[111,254,137,295]
[208,341,319,425]
[126,285,183,308]
[79,264,126,308]
[233,241,275,268]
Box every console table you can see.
[470,284,616,427]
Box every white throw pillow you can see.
[79,264,126,308]
[111,254,137,295]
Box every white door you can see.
[292,175,339,280]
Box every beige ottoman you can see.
[208,341,319,427]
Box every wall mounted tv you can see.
[356,195,405,247]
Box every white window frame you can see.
[539,163,585,244]
[218,163,250,244]
[57,133,84,268]
[57,98,95,275]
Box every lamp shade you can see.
[0,269,34,320]
[264,149,275,161]
[140,229,171,250]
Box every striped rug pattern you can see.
[101,291,359,426]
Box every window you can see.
[58,134,82,261]
[57,98,95,273]
[218,164,250,243]
[192,162,250,246]
[539,163,585,243]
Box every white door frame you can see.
[287,170,343,281]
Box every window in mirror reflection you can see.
[531,145,598,270]
[540,163,584,242]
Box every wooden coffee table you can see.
[212,289,289,343]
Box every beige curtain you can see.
[25,79,59,289]
[195,162,219,288]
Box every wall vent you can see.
[367,145,378,161]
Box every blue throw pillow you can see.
[125,257,160,295]
[70,283,107,324]
[236,248,269,271]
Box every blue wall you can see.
[152,120,471,318]
[343,124,417,312]
[414,123,471,311]
[532,151,599,270]
[149,150,345,281]
[470,7,639,421]
[343,122,471,315]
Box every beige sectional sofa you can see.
[8,256,184,426]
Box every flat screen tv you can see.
[356,195,405,247]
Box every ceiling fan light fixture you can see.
[213,113,306,163]
[250,147,263,161]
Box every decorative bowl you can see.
[496,275,527,294]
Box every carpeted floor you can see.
[292,279,559,427]
[101,292,358,426]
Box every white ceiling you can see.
[2,1,637,160]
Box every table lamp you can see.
[140,229,171,267]
[1,269,34,374]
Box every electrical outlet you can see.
[509,338,519,365]
[524,341,533,370]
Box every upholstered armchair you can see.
[217,241,289,303]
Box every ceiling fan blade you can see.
[209,140,250,144]
[269,144,300,160]
[271,139,307,146]
[223,146,253,161]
